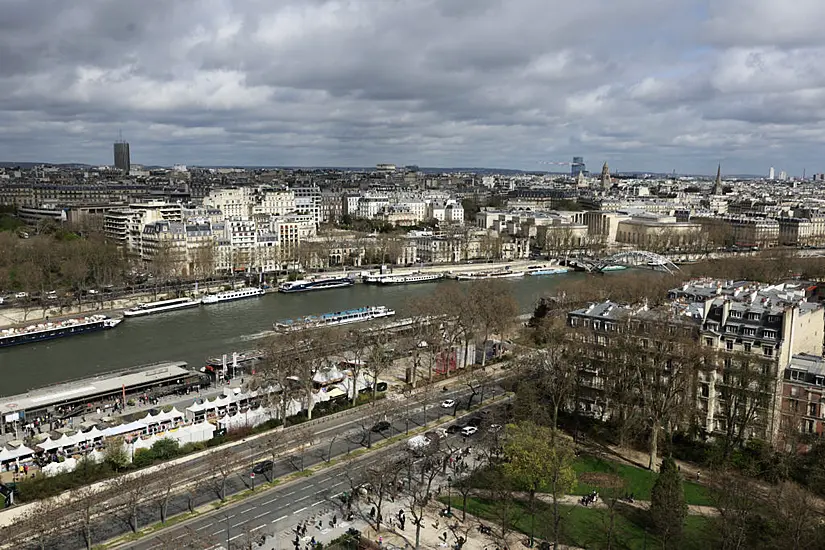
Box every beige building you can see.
[614,217,703,250]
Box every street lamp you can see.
[447,475,452,514]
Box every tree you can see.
[770,481,820,550]
[255,335,302,427]
[502,421,577,549]
[709,470,762,550]
[403,450,443,550]
[532,319,580,430]
[103,436,129,471]
[649,456,687,548]
[148,465,177,524]
[361,455,401,533]
[110,474,147,533]
[206,447,236,502]
[469,280,518,366]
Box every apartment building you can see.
[567,280,825,446]
[782,354,825,441]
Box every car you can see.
[461,426,478,437]
[45,291,58,300]
[434,428,448,439]
[488,424,502,433]
[87,289,99,295]
[466,417,482,428]
[252,460,273,475]
[446,424,463,434]
[14,292,28,299]
[441,399,456,409]
[371,420,391,433]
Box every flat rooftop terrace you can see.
[0,361,190,416]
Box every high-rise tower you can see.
[768,166,775,180]
[713,164,723,195]
[571,156,586,178]
[114,140,130,174]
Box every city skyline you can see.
[1,1,824,174]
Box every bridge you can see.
[569,250,680,275]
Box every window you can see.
[791,386,799,397]
[701,384,709,398]
[763,347,773,357]
[705,337,714,347]
[726,340,734,351]
[730,310,743,318]
[726,326,737,333]
[763,330,776,339]
[747,312,761,321]
[810,403,818,417]
[744,343,752,352]
[743,327,756,336]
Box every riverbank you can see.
[0,259,557,330]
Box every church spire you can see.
[600,162,611,191]
[713,164,723,195]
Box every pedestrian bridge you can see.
[571,250,680,275]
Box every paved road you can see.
[32,384,507,550]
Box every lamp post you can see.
[447,475,452,514]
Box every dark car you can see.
[371,420,391,433]
[252,460,274,475]
[466,417,482,428]
[446,424,463,434]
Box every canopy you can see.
[100,421,147,438]
[0,447,14,463]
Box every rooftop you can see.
[0,361,190,415]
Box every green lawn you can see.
[441,495,715,550]
[571,455,712,506]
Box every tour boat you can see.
[278,276,354,293]
[274,306,396,332]
[123,297,201,317]
[0,315,121,348]
[201,287,266,304]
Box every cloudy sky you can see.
[1,0,823,174]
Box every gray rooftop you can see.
[0,361,190,415]
[788,354,825,377]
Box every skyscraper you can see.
[114,141,130,174]
[571,156,586,178]
[768,166,775,180]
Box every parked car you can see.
[371,420,391,433]
[252,460,274,475]
[446,424,463,434]
[434,428,448,439]
[466,417,482,428]
[488,424,502,433]
[14,292,28,299]
[441,399,456,409]
[461,426,478,437]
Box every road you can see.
[30,383,508,550]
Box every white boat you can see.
[600,265,628,272]
[455,269,525,281]
[202,287,266,304]
[278,276,354,293]
[528,266,568,276]
[363,272,444,285]
[274,306,396,332]
[123,297,201,318]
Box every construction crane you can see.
[537,161,572,166]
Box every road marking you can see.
[232,520,248,528]
[229,533,243,541]
[284,491,295,497]
[195,524,212,531]
[253,510,270,519]
[252,524,266,532]
[273,515,288,523]
[240,507,255,514]
[295,494,310,501]
[210,530,223,536]
[262,497,278,505]
[293,506,307,514]
[311,500,324,507]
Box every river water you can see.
[0,274,584,397]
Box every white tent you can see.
[0,447,14,463]
[7,445,35,460]
[42,457,78,477]
[100,421,147,438]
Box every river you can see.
[0,274,584,397]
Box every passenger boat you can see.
[274,306,395,332]
[362,272,444,285]
[123,297,201,317]
[201,287,266,304]
[204,349,265,378]
[278,276,354,293]
[527,266,568,276]
[454,269,525,281]
[0,315,121,348]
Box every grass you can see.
[571,455,713,506]
[441,495,716,550]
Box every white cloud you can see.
[0,0,823,174]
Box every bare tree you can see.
[67,486,109,550]
[709,470,762,550]
[206,447,237,502]
[403,451,444,550]
[109,474,148,533]
[287,426,314,472]
[469,280,518,366]
[148,465,178,524]
[255,335,302,427]
[362,455,402,533]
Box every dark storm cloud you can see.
[1,0,825,174]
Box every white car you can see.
[14,292,28,299]
[461,426,478,437]
[87,289,99,295]
[488,424,502,433]
[441,399,456,409]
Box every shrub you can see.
[151,438,180,461]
